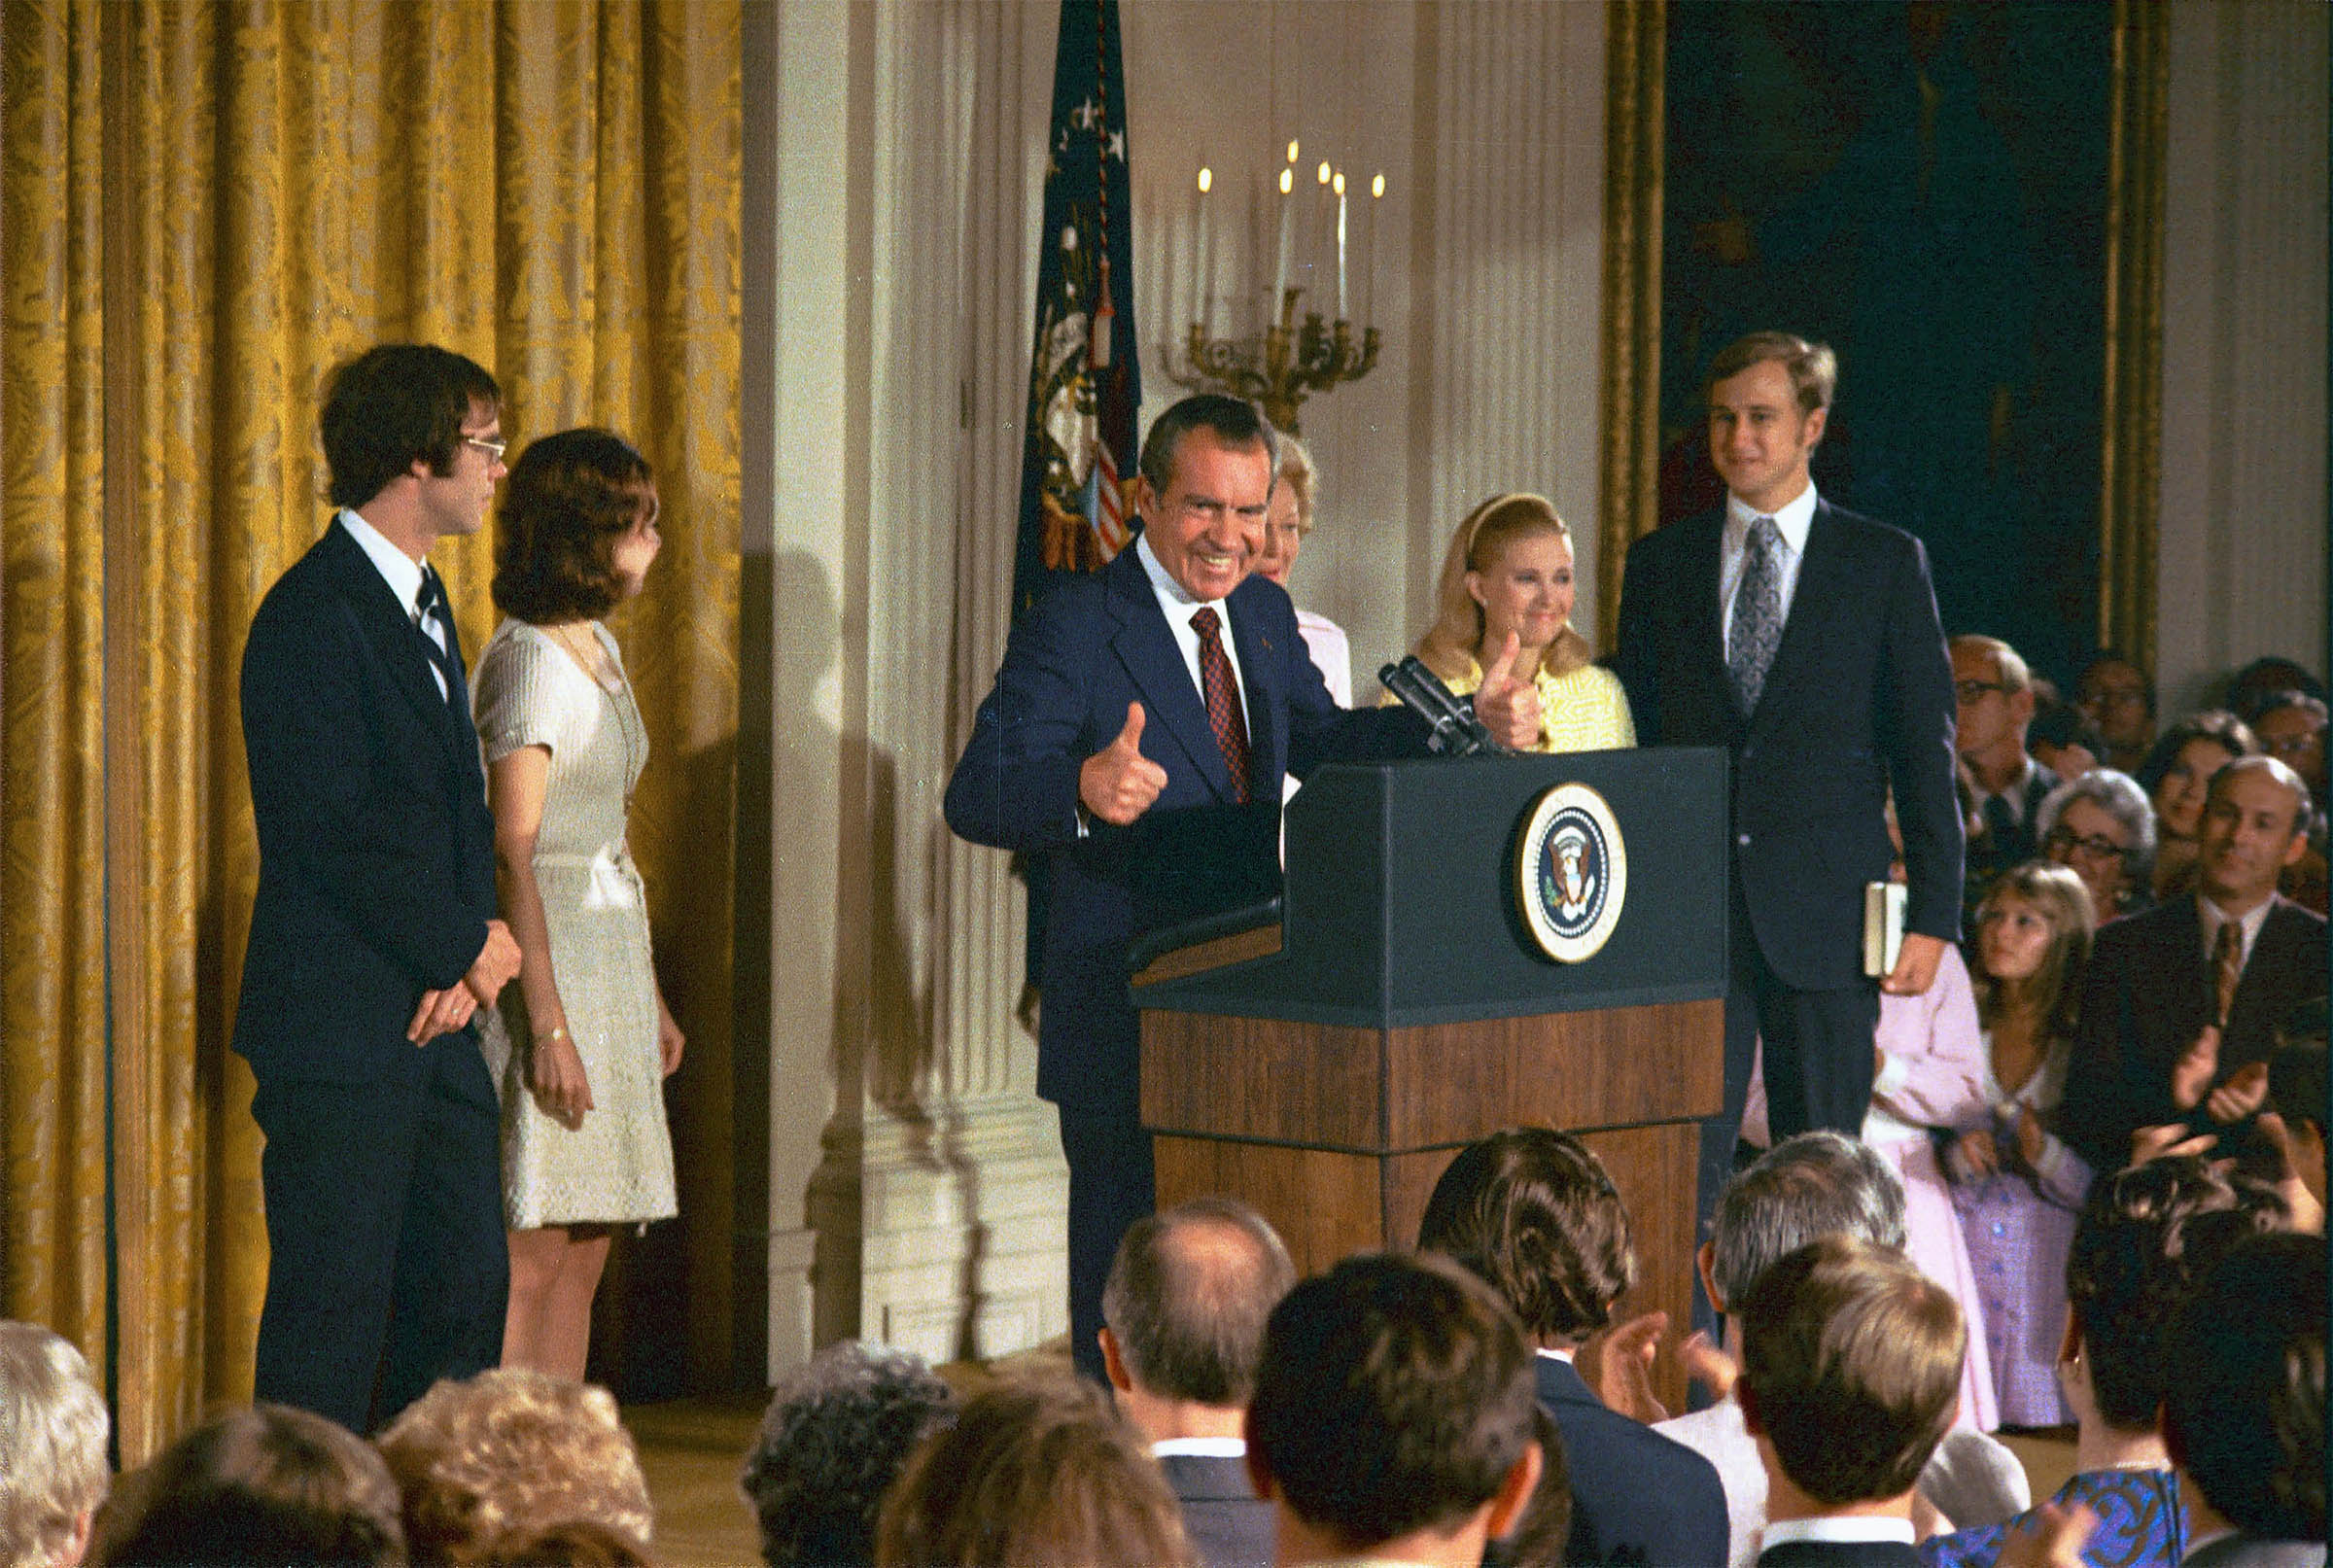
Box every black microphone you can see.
[1377,656,1510,756]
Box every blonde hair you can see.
[1276,436,1317,532]
[1416,493,1591,685]
[376,1369,652,1564]
[1974,861,2096,1037]
[0,1322,110,1568]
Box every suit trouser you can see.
[1057,1082,1156,1385]
[252,1032,508,1434]
[1693,882,1881,1328]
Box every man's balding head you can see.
[1101,1199,1296,1411]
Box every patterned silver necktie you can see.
[1728,514,1784,713]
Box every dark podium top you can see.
[1132,749,1729,1028]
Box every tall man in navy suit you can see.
[235,343,524,1432]
[1613,332,1962,1253]
[946,395,1527,1379]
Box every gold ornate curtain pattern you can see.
[1,0,742,1463]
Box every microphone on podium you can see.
[1377,656,1513,757]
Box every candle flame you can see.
[1285,140,1300,164]
[1332,171,1346,195]
[1197,166,1211,193]
[1315,160,1331,186]
[1278,166,1293,195]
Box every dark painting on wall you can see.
[1658,1,2111,688]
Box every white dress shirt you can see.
[340,509,446,698]
[2198,891,2275,970]
[1135,532,1251,724]
[1758,1516,1917,1550]
[1719,483,1820,663]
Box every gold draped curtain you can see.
[1,0,741,1463]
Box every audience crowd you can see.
[0,641,2322,1564]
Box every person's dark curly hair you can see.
[321,343,499,509]
[492,428,655,624]
[2134,710,2257,796]
[739,1342,958,1568]
[2064,1153,2288,1431]
[1416,1127,1635,1346]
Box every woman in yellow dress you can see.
[1398,492,1635,751]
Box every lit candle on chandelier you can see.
[1333,170,1348,321]
[1315,160,1333,312]
[1366,171,1385,331]
[1273,163,1294,308]
[1194,165,1213,333]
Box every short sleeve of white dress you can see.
[470,619,678,1230]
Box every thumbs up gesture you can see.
[1079,702,1169,825]
[1470,632,1542,750]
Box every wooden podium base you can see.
[1144,995,1723,1411]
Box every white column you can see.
[2158,0,2329,711]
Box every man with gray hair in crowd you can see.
[0,1321,111,1568]
[1647,1132,2028,1568]
[1099,1197,1297,1568]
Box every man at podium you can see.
[1613,332,1963,1276]
[945,395,1522,1379]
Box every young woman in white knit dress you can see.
[472,428,682,1379]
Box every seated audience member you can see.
[470,1517,658,1568]
[2224,658,2325,725]
[2026,699,2104,785]
[874,1375,1196,1568]
[1098,1198,1294,1568]
[1921,1153,2290,1568]
[2134,712,2256,901]
[1948,863,2097,1429]
[2061,756,2327,1175]
[1488,1406,1576,1568]
[2073,652,2154,777]
[2248,692,2329,913]
[2035,770,2154,921]
[1245,1252,1545,1568]
[1399,494,1635,752]
[1953,637,2059,902]
[1736,1237,1963,1568]
[375,1368,651,1565]
[96,1404,402,1568]
[1652,1133,2026,1568]
[738,1341,957,1568]
[2162,1234,2326,1567]
[0,1322,111,1568]
[1416,1128,1726,1568]
[1257,436,1351,709]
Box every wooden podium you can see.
[1132,749,1728,1408]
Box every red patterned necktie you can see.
[1190,607,1250,804]
[2212,918,2243,1028]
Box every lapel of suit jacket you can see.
[1748,500,1849,739]
[1105,548,1235,800]
[2229,895,2311,1040]
[317,520,470,757]
[1225,580,1285,790]
[1678,512,1743,731]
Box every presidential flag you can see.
[1012,0,1141,617]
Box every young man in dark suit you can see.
[1246,1252,1545,1568]
[1612,331,1963,1258]
[1736,1237,1963,1568]
[944,396,1477,1378]
[2061,754,2327,1172]
[235,343,523,1432]
[1099,1198,1295,1568]
[1417,1128,1729,1568]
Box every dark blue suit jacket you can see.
[1612,500,1963,989]
[234,518,500,1090]
[1537,1354,1729,1568]
[943,543,1420,1108]
[1158,1452,1274,1568]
